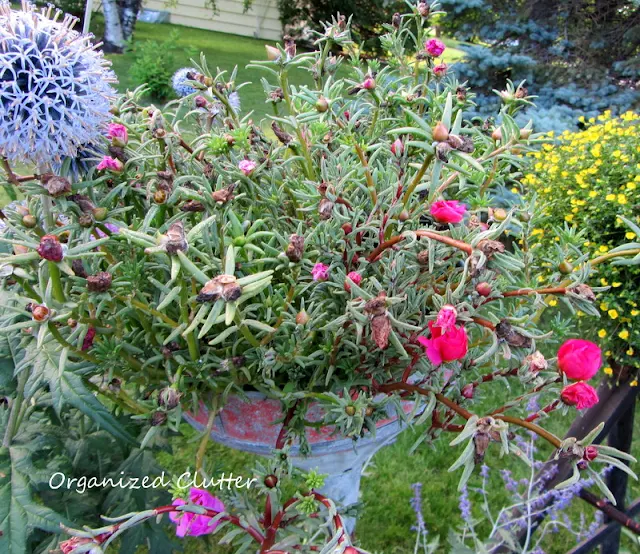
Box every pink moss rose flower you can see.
[560,382,599,410]
[97,156,123,172]
[169,488,225,537]
[239,159,257,176]
[425,38,446,57]
[435,304,457,331]
[433,62,448,77]
[362,77,376,90]
[344,271,362,292]
[557,339,602,381]
[106,123,128,146]
[418,321,468,366]
[312,262,330,281]
[430,200,467,223]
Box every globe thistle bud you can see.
[37,235,64,262]
[151,411,168,426]
[87,271,112,293]
[285,234,305,262]
[31,304,50,322]
[172,67,200,97]
[158,387,182,410]
[43,176,72,197]
[433,122,449,142]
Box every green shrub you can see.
[129,30,182,101]
[524,111,640,373]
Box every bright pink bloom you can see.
[362,77,376,90]
[97,156,123,172]
[312,262,330,281]
[433,62,448,76]
[169,488,225,537]
[345,271,362,292]
[425,38,446,57]
[418,321,468,366]
[391,138,404,156]
[106,123,128,146]
[561,382,599,410]
[430,200,467,223]
[238,159,257,176]
[557,339,602,381]
[435,304,457,331]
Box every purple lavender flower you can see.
[410,482,426,534]
[458,485,472,520]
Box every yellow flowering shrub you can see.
[524,111,640,370]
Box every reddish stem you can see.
[471,316,496,331]
[275,401,300,450]
[367,230,473,262]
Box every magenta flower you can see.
[435,304,457,331]
[312,262,330,281]
[433,62,448,77]
[169,488,225,538]
[106,123,128,146]
[362,77,376,90]
[97,156,123,172]
[238,159,257,176]
[391,138,404,156]
[425,38,446,57]
[430,200,467,223]
[344,271,362,292]
[418,321,468,366]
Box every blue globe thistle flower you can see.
[172,67,199,97]
[0,1,117,167]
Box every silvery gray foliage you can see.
[0,1,116,166]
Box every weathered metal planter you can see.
[185,392,413,532]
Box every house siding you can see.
[143,0,282,41]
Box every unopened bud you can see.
[476,282,492,297]
[151,411,167,426]
[392,12,401,28]
[316,96,329,113]
[461,384,474,399]
[493,208,507,221]
[491,128,502,141]
[154,190,167,204]
[342,223,353,235]
[194,95,209,109]
[93,207,108,221]
[264,474,278,488]
[32,304,50,322]
[345,405,356,416]
[22,214,37,228]
[417,1,430,17]
[558,260,573,274]
[296,310,309,325]
[433,121,449,142]
[520,128,532,139]
[37,235,63,262]
[362,77,376,90]
[583,446,598,462]
[67,318,77,328]
[399,209,410,222]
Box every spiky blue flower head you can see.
[0,1,117,167]
[172,67,199,97]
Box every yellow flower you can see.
[599,245,608,253]
[619,330,629,340]
[631,380,638,387]
[564,214,574,223]
[600,302,608,311]
[626,232,637,240]
[605,193,616,201]
[608,309,619,319]
[632,310,640,317]
[588,191,597,198]
[598,329,607,338]
[549,298,558,307]
[600,279,608,286]
[612,282,622,288]
[603,366,613,376]
[628,348,635,356]
[617,194,627,205]
[627,182,636,190]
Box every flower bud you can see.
[296,310,309,325]
[461,384,474,399]
[362,77,376,90]
[365,406,374,417]
[264,474,278,488]
[583,445,598,462]
[391,138,404,156]
[154,190,167,204]
[285,234,305,263]
[491,127,502,141]
[344,271,362,292]
[399,209,410,222]
[87,271,112,293]
[433,121,449,142]
[93,207,108,221]
[345,405,356,416]
[67,318,77,328]
[417,1,430,17]
[493,208,507,221]
[151,411,168,426]
[31,304,50,322]
[37,235,63,262]
[520,128,532,140]
[315,96,329,113]
[341,223,353,235]
[22,214,37,228]
[392,12,401,28]
[194,95,209,109]
[476,282,492,297]
[558,260,573,274]
[82,327,96,351]
[158,387,182,410]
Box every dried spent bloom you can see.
[87,271,112,293]
[524,351,548,372]
[172,67,200,97]
[285,234,305,262]
[164,221,188,254]
[197,274,242,303]
[37,234,64,262]
[0,1,116,166]
[43,175,71,197]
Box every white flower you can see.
[0,1,117,167]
